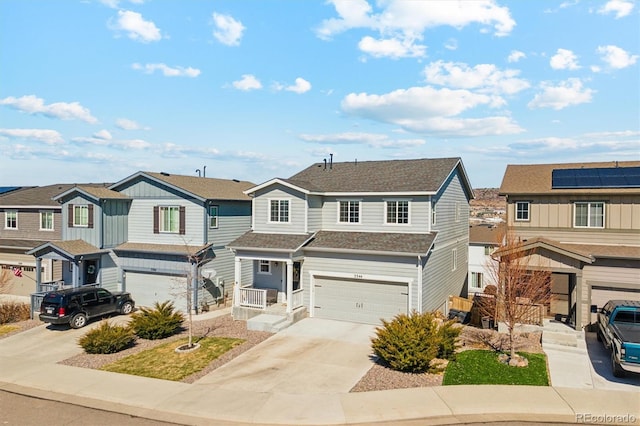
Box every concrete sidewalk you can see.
[0,315,638,425]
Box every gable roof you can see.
[53,185,128,203]
[248,157,473,198]
[469,224,505,245]
[499,160,640,196]
[0,183,109,208]
[110,171,254,201]
[27,239,107,258]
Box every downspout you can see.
[417,255,423,313]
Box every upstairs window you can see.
[269,199,289,223]
[73,205,89,227]
[574,202,604,228]
[5,210,17,229]
[431,202,437,225]
[153,206,185,234]
[451,248,458,271]
[471,272,484,288]
[386,200,409,224]
[40,210,54,230]
[515,201,530,221]
[339,200,360,223]
[209,205,219,228]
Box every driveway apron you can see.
[194,318,377,394]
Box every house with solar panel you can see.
[227,157,474,329]
[499,160,640,330]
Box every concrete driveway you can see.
[194,318,377,394]
[585,331,640,390]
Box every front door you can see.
[84,260,98,285]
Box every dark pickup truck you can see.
[39,287,135,329]
[596,300,640,377]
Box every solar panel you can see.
[552,166,640,189]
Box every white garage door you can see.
[313,276,408,325]
[591,285,640,310]
[125,272,188,312]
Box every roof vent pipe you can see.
[329,153,333,169]
[196,169,201,177]
[203,165,206,177]
[324,158,327,170]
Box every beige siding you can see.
[0,209,61,241]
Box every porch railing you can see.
[291,288,303,310]
[238,286,268,309]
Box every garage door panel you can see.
[125,272,188,312]
[591,286,640,309]
[314,276,408,325]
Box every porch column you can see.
[72,261,80,288]
[233,257,242,307]
[286,259,293,314]
[35,257,42,292]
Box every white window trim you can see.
[573,201,605,229]
[384,199,411,225]
[452,248,458,271]
[4,210,17,230]
[258,260,271,275]
[209,205,219,229]
[337,199,361,224]
[73,205,89,228]
[39,210,54,231]
[515,201,530,222]
[159,205,180,233]
[471,271,484,289]
[432,202,437,226]
[268,198,291,224]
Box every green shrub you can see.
[0,301,31,324]
[371,311,461,373]
[129,301,184,340]
[79,321,135,354]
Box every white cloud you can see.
[598,0,634,18]
[285,78,312,94]
[93,130,112,140]
[507,50,526,63]
[212,13,245,46]
[528,78,594,110]
[444,39,458,51]
[132,63,201,77]
[0,95,98,123]
[71,135,151,149]
[115,118,147,130]
[232,74,262,91]
[341,86,523,136]
[317,0,516,58]
[423,61,530,95]
[358,35,426,59]
[550,48,580,70]
[0,128,64,144]
[100,0,145,8]
[110,10,162,43]
[299,132,425,148]
[596,45,639,69]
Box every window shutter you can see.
[179,206,186,235]
[68,205,73,227]
[88,205,94,228]
[153,206,159,234]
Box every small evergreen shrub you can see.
[129,301,184,340]
[371,311,461,373]
[0,301,31,324]
[79,321,135,354]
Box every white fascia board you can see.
[2,205,62,209]
[244,178,310,195]
[321,191,436,197]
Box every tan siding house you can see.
[499,160,640,329]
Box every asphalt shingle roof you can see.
[499,160,640,195]
[0,184,108,207]
[227,232,314,251]
[114,242,211,256]
[141,172,255,201]
[469,224,504,245]
[281,157,464,193]
[304,231,437,256]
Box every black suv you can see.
[39,287,135,329]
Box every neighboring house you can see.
[0,184,105,297]
[499,160,640,329]
[228,157,474,325]
[468,224,503,295]
[28,172,254,312]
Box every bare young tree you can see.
[489,232,551,360]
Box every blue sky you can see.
[1,0,638,188]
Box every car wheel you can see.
[611,350,625,378]
[121,301,133,315]
[70,313,88,329]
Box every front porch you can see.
[232,285,306,332]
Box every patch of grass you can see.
[443,350,549,386]
[0,324,18,336]
[100,336,244,381]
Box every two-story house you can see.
[0,184,108,297]
[228,157,474,326]
[499,161,640,329]
[28,172,254,312]
[468,223,503,295]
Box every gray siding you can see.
[99,252,120,292]
[307,195,323,232]
[62,195,102,247]
[102,200,129,248]
[422,238,468,312]
[207,201,251,246]
[127,199,205,245]
[252,185,307,234]
[320,196,431,233]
